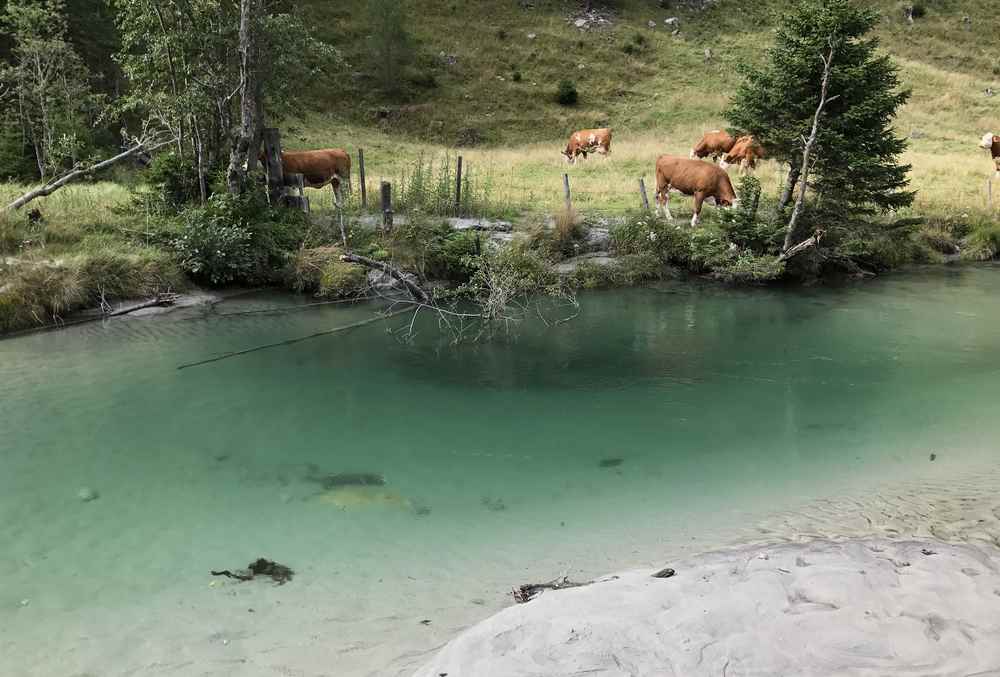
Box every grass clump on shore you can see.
[0,246,183,333]
[962,220,1000,262]
[284,246,367,298]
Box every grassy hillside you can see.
[299,0,997,140]
[279,0,1000,218]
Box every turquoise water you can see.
[3,265,1000,676]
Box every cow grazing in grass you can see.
[562,128,612,164]
[720,135,765,173]
[981,132,1000,177]
[690,130,736,163]
[261,148,352,207]
[655,155,738,227]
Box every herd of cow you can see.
[562,127,1000,227]
[562,127,762,226]
[268,127,1000,230]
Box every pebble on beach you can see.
[77,487,99,502]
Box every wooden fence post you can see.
[279,172,309,213]
[358,148,367,210]
[380,181,393,230]
[638,177,650,211]
[262,128,284,205]
[455,155,463,215]
[563,173,572,211]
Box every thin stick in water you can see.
[176,306,415,370]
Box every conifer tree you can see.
[727,0,914,237]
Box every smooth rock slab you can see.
[415,538,1000,677]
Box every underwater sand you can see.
[3,266,1000,676]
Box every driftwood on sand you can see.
[513,575,594,603]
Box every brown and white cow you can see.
[720,135,765,173]
[261,148,352,206]
[655,156,738,227]
[562,128,612,164]
[690,130,736,163]
[981,132,1000,177]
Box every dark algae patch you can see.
[211,558,295,585]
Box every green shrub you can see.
[458,244,562,320]
[610,213,692,263]
[171,188,307,285]
[556,79,579,106]
[623,32,648,55]
[711,250,786,283]
[432,230,480,279]
[142,152,202,213]
[719,175,782,253]
[567,253,664,289]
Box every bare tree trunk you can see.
[775,161,800,215]
[227,0,263,194]
[192,116,208,203]
[150,1,185,156]
[783,41,839,252]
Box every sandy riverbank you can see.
[416,536,1000,676]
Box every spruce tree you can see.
[727,0,914,223]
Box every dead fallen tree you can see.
[778,228,825,263]
[339,252,431,304]
[5,131,175,212]
[107,293,179,316]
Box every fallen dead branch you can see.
[176,305,415,370]
[5,132,176,212]
[778,229,826,262]
[339,252,431,304]
[107,293,179,316]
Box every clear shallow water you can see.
[2,265,1000,676]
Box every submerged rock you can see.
[314,486,413,511]
[77,487,99,502]
[316,472,386,489]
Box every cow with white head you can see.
[980,132,999,177]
